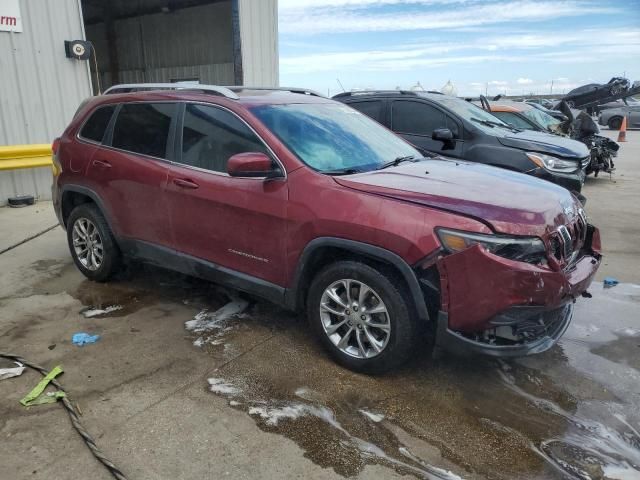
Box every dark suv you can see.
[334,91,591,194]
[52,84,601,373]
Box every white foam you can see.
[207,378,241,396]
[82,305,123,318]
[602,464,640,480]
[359,409,385,423]
[616,328,640,337]
[185,296,248,333]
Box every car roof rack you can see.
[103,83,240,100]
[226,86,325,97]
[333,90,419,98]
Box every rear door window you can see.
[79,105,116,143]
[347,101,385,124]
[111,103,176,158]
[392,101,455,137]
[179,104,268,173]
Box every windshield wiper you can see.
[376,155,418,170]
[471,117,522,133]
[323,168,363,176]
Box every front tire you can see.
[67,203,121,282]
[307,261,419,373]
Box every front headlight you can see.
[526,152,578,173]
[437,228,547,265]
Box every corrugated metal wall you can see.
[0,0,92,205]
[239,0,279,87]
[86,2,236,89]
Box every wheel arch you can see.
[607,115,623,129]
[285,237,430,323]
[61,185,115,234]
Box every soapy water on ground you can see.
[185,290,249,348]
[206,375,463,480]
[498,364,640,479]
[185,283,640,480]
[81,304,123,318]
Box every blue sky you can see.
[278,0,640,97]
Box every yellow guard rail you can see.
[0,144,53,171]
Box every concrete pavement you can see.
[0,130,638,480]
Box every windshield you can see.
[250,103,420,173]
[522,107,561,131]
[434,97,512,132]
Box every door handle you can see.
[92,159,111,168]
[172,178,199,189]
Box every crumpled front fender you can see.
[437,244,599,332]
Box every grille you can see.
[549,211,587,266]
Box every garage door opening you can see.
[81,0,278,94]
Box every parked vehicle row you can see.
[479,99,619,177]
[334,90,590,196]
[52,84,601,373]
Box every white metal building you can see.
[0,0,279,205]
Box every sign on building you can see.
[0,0,22,33]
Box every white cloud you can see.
[279,1,619,35]
[517,78,533,85]
[489,80,508,86]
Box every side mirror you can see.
[227,152,282,179]
[432,128,453,141]
[432,128,455,151]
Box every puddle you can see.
[19,255,640,479]
[591,335,640,371]
[187,286,640,480]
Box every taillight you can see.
[52,137,61,155]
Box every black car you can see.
[334,91,590,194]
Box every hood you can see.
[334,159,581,237]
[495,129,590,159]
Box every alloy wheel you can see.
[72,217,104,271]
[319,279,391,359]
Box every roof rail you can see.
[103,83,240,100]
[226,86,325,98]
[332,90,419,98]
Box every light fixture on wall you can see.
[64,40,92,60]
[64,39,102,94]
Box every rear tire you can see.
[608,117,623,130]
[67,203,121,282]
[307,261,419,373]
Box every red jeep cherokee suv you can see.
[52,84,601,372]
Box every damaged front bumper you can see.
[435,304,573,357]
[427,228,601,357]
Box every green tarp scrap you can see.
[20,365,66,406]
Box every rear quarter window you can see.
[79,105,116,143]
[347,101,385,124]
[111,103,175,158]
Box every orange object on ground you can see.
[617,116,627,142]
